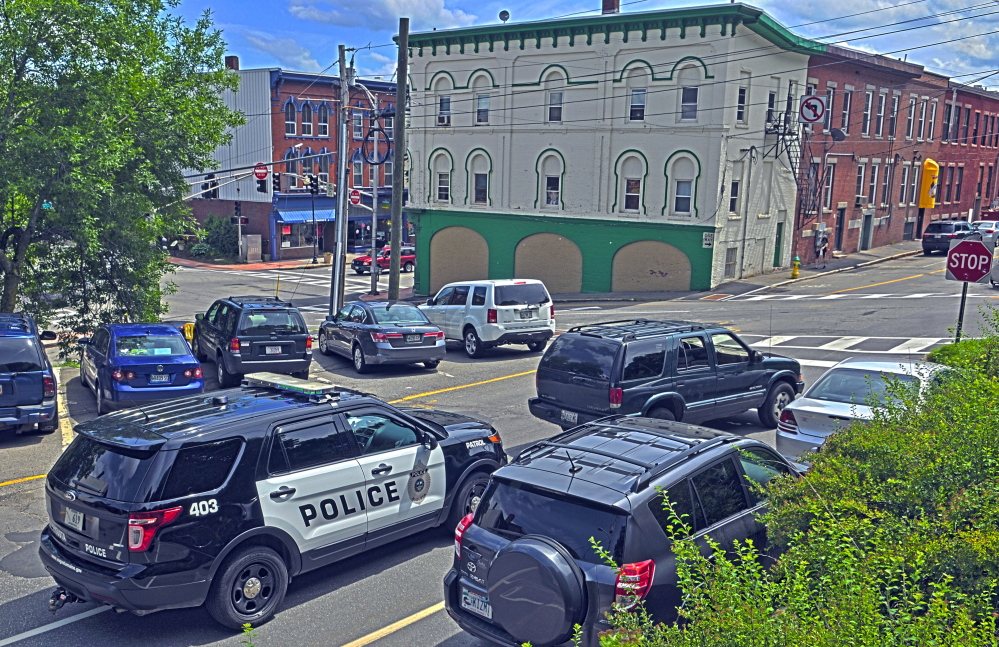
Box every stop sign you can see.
[946,239,994,283]
[253,163,268,180]
[349,189,361,206]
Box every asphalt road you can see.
[0,252,991,647]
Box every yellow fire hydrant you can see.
[791,256,801,279]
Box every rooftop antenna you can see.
[499,10,510,23]
[565,451,582,474]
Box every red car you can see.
[351,245,416,274]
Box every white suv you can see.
[419,279,555,358]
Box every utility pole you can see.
[388,17,409,301]
[329,44,351,316]
[370,109,380,296]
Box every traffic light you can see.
[256,178,268,193]
[205,173,218,199]
[918,158,939,209]
[272,172,281,193]
[308,174,319,195]
[235,201,241,218]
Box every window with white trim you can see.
[352,161,363,187]
[855,164,865,202]
[824,88,834,130]
[898,165,910,205]
[548,91,563,122]
[383,116,393,140]
[737,87,747,123]
[629,89,646,121]
[383,159,392,188]
[917,100,927,140]
[285,103,296,135]
[438,95,451,126]
[301,103,313,136]
[906,97,916,139]
[674,180,692,213]
[545,176,560,207]
[624,179,642,211]
[875,94,885,137]
[840,90,852,133]
[352,112,363,139]
[318,104,329,137]
[681,87,698,121]
[729,180,740,213]
[888,96,899,138]
[318,154,330,186]
[437,173,450,202]
[868,164,879,204]
[862,92,872,135]
[881,162,892,206]
[823,164,835,209]
[476,94,490,124]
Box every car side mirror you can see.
[77,337,91,346]
[751,350,764,363]
[40,330,57,341]
[426,298,435,306]
[195,313,204,321]
[325,315,334,322]
[423,434,439,450]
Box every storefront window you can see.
[280,223,319,249]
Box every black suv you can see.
[921,220,975,254]
[445,416,799,647]
[40,373,505,628]
[0,313,59,434]
[529,320,803,430]
[193,296,312,387]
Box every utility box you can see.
[242,235,262,262]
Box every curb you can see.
[55,366,74,448]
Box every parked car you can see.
[530,319,804,430]
[419,279,555,358]
[972,220,999,236]
[445,415,800,647]
[351,246,416,274]
[922,220,975,254]
[192,296,312,387]
[0,313,58,434]
[776,358,948,460]
[317,301,445,372]
[79,324,203,415]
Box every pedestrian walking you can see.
[818,232,829,269]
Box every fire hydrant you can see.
[791,255,801,279]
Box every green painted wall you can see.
[407,209,715,295]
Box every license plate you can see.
[149,374,169,383]
[65,507,85,532]
[406,334,421,343]
[519,309,535,319]
[934,234,942,238]
[266,346,282,355]
[461,588,492,620]
[561,409,578,424]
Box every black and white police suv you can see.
[40,373,505,628]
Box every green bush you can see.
[189,242,212,257]
[926,306,999,377]
[202,216,238,258]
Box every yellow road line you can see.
[389,370,536,404]
[0,474,46,488]
[339,602,445,647]
[929,268,947,274]
[819,274,925,296]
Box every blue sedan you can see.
[79,324,204,414]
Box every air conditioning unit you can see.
[437,114,451,126]
[854,196,864,207]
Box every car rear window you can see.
[50,436,157,502]
[494,283,550,306]
[807,367,918,405]
[539,335,618,380]
[0,338,45,372]
[924,222,955,233]
[159,439,243,500]
[477,480,627,563]
[238,310,307,335]
[115,335,189,357]
[370,304,429,325]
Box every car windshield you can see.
[370,304,430,325]
[115,335,189,357]
[494,283,550,306]
[238,310,307,335]
[0,338,45,372]
[806,367,919,406]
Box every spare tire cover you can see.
[486,535,587,646]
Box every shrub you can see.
[202,216,238,258]
[189,242,212,257]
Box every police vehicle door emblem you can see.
[407,462,431,504]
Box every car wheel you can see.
[403,261,414,273]
[204,546,288,630]
[759,382,795,428]
[95,380,109,416]
[37,405,59,434]
[318,332,332,356]
[352,345,369,374]
[464,328,484,359]
[423,359,440,369]
[446,472,490,531]
[526,341,545,352]
[354,270,365,275]
[923,249,933,255]
[217,356,238,388]
[647,406,676,421]
[192,335,207,361]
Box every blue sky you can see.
[174,0,999,85]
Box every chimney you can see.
[225,56,239,71]
[602,0,619,14]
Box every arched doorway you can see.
[514,233,582,294]
[428,227,489,292]
[612,240,692,291]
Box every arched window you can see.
[433,75,453,127]
[536,152,565,210]
[543,71,565,123]
[676,66,700,122]
[318,104,330,137]
[284,149,299,188]
[301,103,313,136]
[285,102,296,135]
[431,151,453,203]
[664,152,701,218]
[619,155,646,213]
[318,149,331,185]
[471,74,491,126]
[626,69,649,122]
[351,149,364,187]
[300,147,315,179]
[466,151,491,205]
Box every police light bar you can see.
[242,372,340,397]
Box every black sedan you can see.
[318,301,446,373]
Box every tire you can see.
[403,261,414,273]
[95,380,109,416]
[923,249,933,256]
[217,356,239,389]
[647,406,676,421]
[192,335,207,361]
[759,382,795,428]
[352,345,369,374]
[463,327,484,359]
[37,405,59,434]
[204,546,288,630]
[526,341,545,352]
[354,270,365,275]
[446,472,490,531]
[318,332,332,356]
[423,359,440,369]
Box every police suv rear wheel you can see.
[205,546,288,629]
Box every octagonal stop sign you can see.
[946,239,994,283]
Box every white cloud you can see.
[359,51,397,78]
[288,0,475,31]
[244,33,321,71]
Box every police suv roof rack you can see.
[242,372,341,401]
[228,296,293,307]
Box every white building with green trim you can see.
[405,3,824,294]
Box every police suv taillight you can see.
[128,507,183,552]
[615,559,655,609]
[454,513,474,557]
[42,375,55,399]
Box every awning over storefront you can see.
[276,209,335,223]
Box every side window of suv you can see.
[622,340,666,381]
[471,286,487,306]
[690,458,749,527]
[450,286,470,305]
[205,302,221,324]
[711,333,750,366]
[434,287,454,305]
[738,447,793,502]
[344,412,421,455]
[676,336,709,371]
[160,439,243,499]
[648,478,706,535]
[214,304,231,331]
[269,420,350,473]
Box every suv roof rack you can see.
[242,372,341,401]
[228,296,293,307]
[566,320,707,341]
[0,313,33,335]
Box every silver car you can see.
[776,358,948,460]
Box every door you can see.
[83,328,111,389]
[772,222,784,268]
[423,286,454,330]
[256,417,368,562]
[195,301,220,353]
[834,208,846,251]
[328,304,354,356]
[340,408,446,547]
[670,334,716,420]
[860,213,874,251]
[208,302,233,353]
[336,305,366,354]
[444,285,471,338]
[709,332,767,414]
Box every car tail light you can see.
[125,371,136,380]
[128,506,183,552]
[425,331,444,339]
[306,336,313,350]
[609,387,623,409]
[779,408,799,434]
[945,233,958,238]
[487,309,497,324]
[112,369,125,382]
[615,559,655,609]
[455,512,474,557]
[371,332,404,342]
[550,303,555,322]
[229,338,241,352]
[184,367,204,378]
[43,375,55,398]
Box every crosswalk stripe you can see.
[752,335,797,347]
[884,338,943,353]
[816,336,867,351]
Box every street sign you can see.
[349,189,362,206]
[945,239,993,283]
[798,95,827,124]
[253,163,268,180]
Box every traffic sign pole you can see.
[945,237,994,342]
[956,282,969,343]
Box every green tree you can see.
[0,0,241,326]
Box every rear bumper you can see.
[478,323,555,344]
[0,400,57,429]
[364,341,446,365]
[921,239,953,251]
[528,398,607,427]
[39,529,209,613]
[109,381,204,406]
[775,429,827,461]
[226,354,312,375]
[489,330,554,346]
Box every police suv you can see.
[40,373,506,628]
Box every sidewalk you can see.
[169,255,360,271]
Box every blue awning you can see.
[276,209,335,223]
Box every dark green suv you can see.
[529,320,804,429]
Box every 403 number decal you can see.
[189,499,219,516]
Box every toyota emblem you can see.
[156,365,164,373]
[467,562,476,573]
[64,490,77,501]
